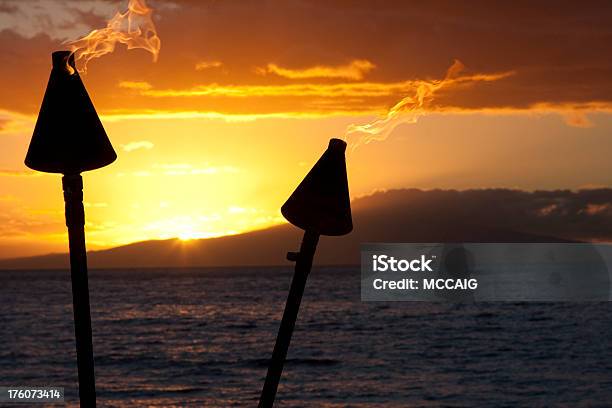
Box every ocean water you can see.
[1,267,612,407]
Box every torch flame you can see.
[345,60,465,150]
[64,0,161,73]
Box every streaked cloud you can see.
[0,109,34,135]
[100,110,337,122]
[257,59,376,80]
[119,81,153,91]
[0,169,40,177]
[122,140,155,152]
[526,102,612,128]
[84,202,108,208]
[561,112,594,128]
[195,60,224,71]
[97,102,612,129]
[126,70,514,99]
[0,194,63,239]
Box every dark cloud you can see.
[1,0,612,114]
[352,188,612,242]
[0,2,17,14]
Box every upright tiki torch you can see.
[25,51,117,407]
[259,138,353,408]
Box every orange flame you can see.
[64,0,161,73]
[345,60,465,150]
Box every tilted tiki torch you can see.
[259,138,353,408]
[25,51,117,407]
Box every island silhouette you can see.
[3,187,608,270]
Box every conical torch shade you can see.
[25,51,116,174]
[281,138,352,236]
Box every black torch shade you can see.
[24,51,116,407]
[25,51,116,174]
[259,138,352,408]
[281,138,352,236]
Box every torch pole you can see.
[258,230,319,408]
[63,174,96,407]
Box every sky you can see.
[1,0,612,257]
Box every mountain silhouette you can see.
[1,187,600,270]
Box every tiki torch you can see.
[25,51,117,407]
[258,138,353,408]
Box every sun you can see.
[169,224,201,241]
[177,230,199,241]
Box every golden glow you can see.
[1,107,612,258]
[0,0,609,260]
[142,217,227,241]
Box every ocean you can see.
[1,267,612,407]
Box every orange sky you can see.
[1,0,612,258]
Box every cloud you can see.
[0,194,63,239]
[0,169,39,177]
[122,140,154,152]
[127,69,513,99]
[353,188,612,242]
[2,1,612,120]
[0,0,181,42]
[84,202,108,208]
[100,110,335,122]
[257,59,376,80]
[0,0,116,40]
[195,60,223,71]
[119,81,153,91]
[0,109,34,135]
[132,171,152,177]
[562,111,593,128]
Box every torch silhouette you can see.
[259,138,353,408]
[25,51,117,407]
